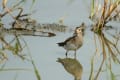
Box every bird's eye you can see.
[78,29,81,31]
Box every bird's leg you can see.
[65,51,68,58]
[74,50,77,59]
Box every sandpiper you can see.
[57,23,85,58]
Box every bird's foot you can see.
[65,52,68,58]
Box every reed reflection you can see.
[57,58,83,80]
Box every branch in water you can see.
[1,28,56,37]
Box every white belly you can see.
[64,43,78,50]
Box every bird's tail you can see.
[57,42,65,46]
[56,58,64,64]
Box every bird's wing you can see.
[64,35,76,44]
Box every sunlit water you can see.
[0,0,120,80]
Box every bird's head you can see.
[74,22,86,36]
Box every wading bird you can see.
[57,23,85,58]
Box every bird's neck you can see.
[76,33,83,38]
[73,32,83,39]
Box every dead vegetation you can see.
[89,0,120,80]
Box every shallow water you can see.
[0,0,120,80]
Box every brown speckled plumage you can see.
[57,23,85,58]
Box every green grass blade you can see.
[0,68,31,72]
[31,60,41,80]
[90,0,95,18]
[89,56,94,80]
[21,37,41,80]
[110,70,116,80]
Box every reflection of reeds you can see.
[94,32,120,80]
[0,3,68,61]
[89,30,120,80]
[0,35,41,80]
[89,0,120,80]
[16,37,41,80]
[0,1,68,79]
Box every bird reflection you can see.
[57,58,83,80]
